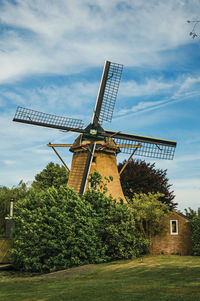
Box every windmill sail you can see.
[104,130,176,160]
[92,61,123,126]
[82,60,123,193]
[13,107,84,133]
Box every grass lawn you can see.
[0,255,200,301]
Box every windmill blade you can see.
[79,143,96,194]
[104,130,176,160]
[92,61,123,126]
[13,107,85,133]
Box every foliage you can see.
[31,162,69,191]
[118,159,177,210]
[88,169,113,193]
[1,162,68,235]
[184,207,200,220]
[190,216,200,256]
[127,192,170,239]
[183,207,200,256]
[0,181,29,235]
[10,179,149,272]
[85,189,150,260]
[10,186,98,272]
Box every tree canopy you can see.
[31,162,69,191]
[127,192,170,239]
[0,162,68,235]
[0,181,29,235]
[184,207,200,220]
[118,159,177,210]
[183,207,200,256]
[10,185,150,272]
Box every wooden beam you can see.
[47,143,73,147]
[119,147,139,176]
[48,142,70,172]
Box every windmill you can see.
[13,61,177,200]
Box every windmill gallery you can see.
[13,61,177,200]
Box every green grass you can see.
[0,255,200,301]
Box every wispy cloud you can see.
[0,81,98,121]
[0,0,197,83]
[116,74,200,117]
[0,0,199,212]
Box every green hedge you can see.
[190,217,200,256]
[10,186,149,272]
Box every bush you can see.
[127,193,170,239]
[10,186,149,272]
[10,186,98,272]
[84,189,150,260]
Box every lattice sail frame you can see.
[13,107,84,130]
[114,138,176,160]
[98,62,123,124]
[12,60,177,195]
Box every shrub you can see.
[84,189,150,260]
[10,186,98,272]
[10,185,150,272]
[127,193,170,239]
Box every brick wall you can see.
[89,152,125,201]
[151,212,192,255]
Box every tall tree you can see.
[118,159,177,210]
[184,207,200,220]
[31,162,69,191]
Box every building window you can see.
[170,220,178,235]
[92,156,96,163]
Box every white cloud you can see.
[115,73,200,117]
[119,79,174,97]
[0,0,198,83]
[2,160,16,165]
[0,0,199,212]
[0,81,98,120]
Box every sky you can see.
[0,0,200,212]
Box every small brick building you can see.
[151,211,192,255]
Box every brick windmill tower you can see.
[13,61,177,200]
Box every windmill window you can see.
[92,157,96,163]
[170,220,178,235]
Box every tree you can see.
[10,186,99,272]
[0,181,29,235]
[127,192,170,239]
[118,159,177,210]
[10,178,150,272]
[31,162,69,191]
[84,189,150,260]
[184,207,200,220]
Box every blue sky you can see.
[0,0,199,211]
